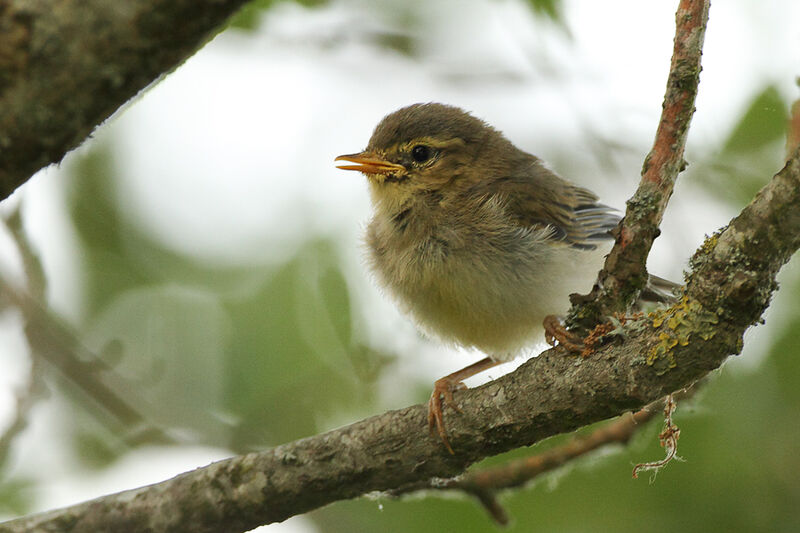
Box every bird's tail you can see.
[640,273,682,304]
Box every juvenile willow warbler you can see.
[336,103,675,453]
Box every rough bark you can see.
[0,0,248,200]
[568,0,709,330]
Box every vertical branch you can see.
[569,0,711,330]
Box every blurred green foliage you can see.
[0,480,32,517]
[228,0,329,31]
[59,140,390,458]
[223,240,392,449]
[722,86,788,155]
[692,85,789,206]
[228,0,563,33]
[67,146,150,315]
[525,0,563,22]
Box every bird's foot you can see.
[428,377,466,455]
[426,357,502,454]
[543,315,584,352]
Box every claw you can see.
[543,315,584,352]
[425,357,502,454]
[428,377,463,454]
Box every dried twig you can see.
[0,207,47,467]
[632,395,681,479]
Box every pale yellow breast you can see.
[366,198,608,359]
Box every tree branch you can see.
[399,397,666,526]
[569,0,710,330]
[0,0,248,201]
[1,145,798,533]
[398,386,699,525]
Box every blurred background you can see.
[1,0,799,531]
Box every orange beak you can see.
[335,152,405,176]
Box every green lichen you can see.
[688,232,721,273]
[565,298,605,333]
[646,296,720,373]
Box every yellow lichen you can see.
[646,296,719,373]
[698,233,719,256]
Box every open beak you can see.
[335,152,405,176]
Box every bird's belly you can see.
[369,227,607,359]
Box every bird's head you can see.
[336,103,519,211]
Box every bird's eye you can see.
[411,144,432,163]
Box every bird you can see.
[335,103,676,453]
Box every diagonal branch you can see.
[403,386,700,524]
[569,0,710,331]
[0,0,249,201]
[399,397,666,526]
[1,146,798,533]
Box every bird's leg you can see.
[428,356,503,454]
[543,315,584,352]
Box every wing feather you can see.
[489,158,620,250]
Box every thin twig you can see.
[0,207,47,467]
[1,283,171,444]
[391,385,694,525]
[454,404,659,491]
[441,403,661,525]
[4,208,46,299]
[0,356,44,470]
[2,209,172,445]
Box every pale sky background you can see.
[1,0,798,530]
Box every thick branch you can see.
[2,147,798,533]
[435,386,698,500]
[0,0,248,201]
[569,0,710,330]
[418,398,666,525]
